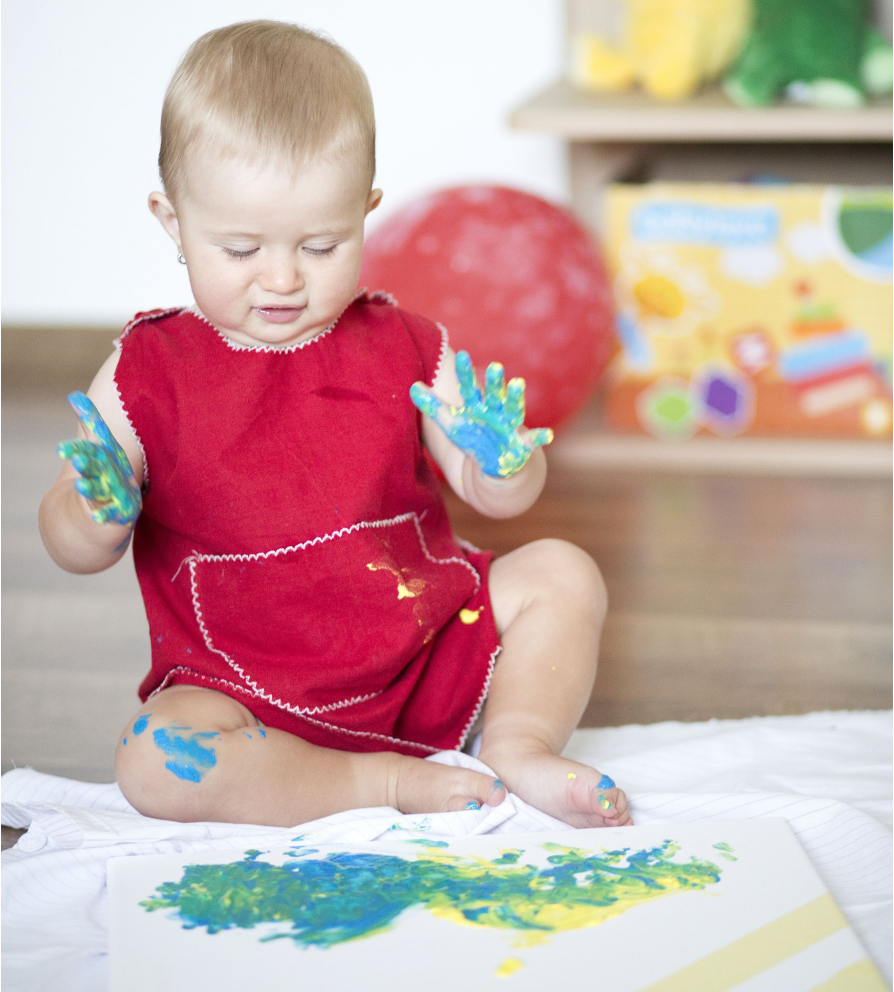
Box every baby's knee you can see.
[115,722,219,821]
[114,690,252,821]
[526,539,608,621]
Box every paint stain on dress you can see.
[366,561,425,601]
[459,607,482,624]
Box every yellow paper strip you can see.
[638,894,849,992]
[810,957,888,992]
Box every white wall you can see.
[1,0,566,325]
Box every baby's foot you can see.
[389,754,506,814]
[479,748,631,828]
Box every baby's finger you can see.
[67,391,104,441]
[410,382,444,419]
[411,382,461,436]
[90,503,114,525]
[58,438,96,463]
[504,378,526,429]
[67,392,133,476]
[74,476,107,502]
[527,427,555,449]
[70,451,101,477]
[454,352,482,407]
[483,363,505,407]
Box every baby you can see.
[39,20,630,829]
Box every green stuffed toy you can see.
[724,0,893,107]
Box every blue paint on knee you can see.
[165,761,202,782]
[153,727,219,783]
[257,728,267,738]
[133,714,152,736]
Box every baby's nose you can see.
[259,253,304,294]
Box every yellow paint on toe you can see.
[496,957,524,978]
[459,607,482,624]
[599,793,613,811]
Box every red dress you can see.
[113,293,500,757]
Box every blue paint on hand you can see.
[152,727,219,783]
[58,392,142,531]
[597,774,615,790]
[410,351,553,478]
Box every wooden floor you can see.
[3,384,892,798]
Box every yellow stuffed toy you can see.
[571,0,751,101]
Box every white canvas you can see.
[108,818,885,991]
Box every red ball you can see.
[360,185,616,430]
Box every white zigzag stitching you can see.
[191,287,387,355]
[186,558,384,716]
[433,322,450,386]
[114,306,183,346]
[147,667,442,754]
[111,375,150,489]
[180,510,481,719]
[457,643,500,749]
[113,307,183,488]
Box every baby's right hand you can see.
[58,392,142,527]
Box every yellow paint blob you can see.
[367,562,425,601]
[459,607,482,624]
[496,957,524,978]
[633,274,686,319]
[567,773,577,780]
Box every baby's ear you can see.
[147,191,181,246]
[366,188,383,216]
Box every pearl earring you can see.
[177,252,186,265]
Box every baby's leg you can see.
[478,539,632,827]
[115,685,505,826]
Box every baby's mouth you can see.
[254,306,305,324]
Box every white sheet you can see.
[3,710,891,992]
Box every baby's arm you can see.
[39,351,144,574]
[412,348,552,519]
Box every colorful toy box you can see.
[601,183,892,439]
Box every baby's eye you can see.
[222,247,259,259]
[303,244,338,257]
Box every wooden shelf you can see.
[510,79,894,143]
[550,426,893,477]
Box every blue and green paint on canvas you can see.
[140,839,727,949]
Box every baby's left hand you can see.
[410,351,553,478]
[58,391,142,527]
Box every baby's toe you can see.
[597,786,633,826]
[445,774,506,813]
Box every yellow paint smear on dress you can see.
[496,958,524,978]
[459,607,482,624]
[367,562,425,601]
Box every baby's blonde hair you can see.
[159,20,376,204]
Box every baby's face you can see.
[167,151,380,348]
